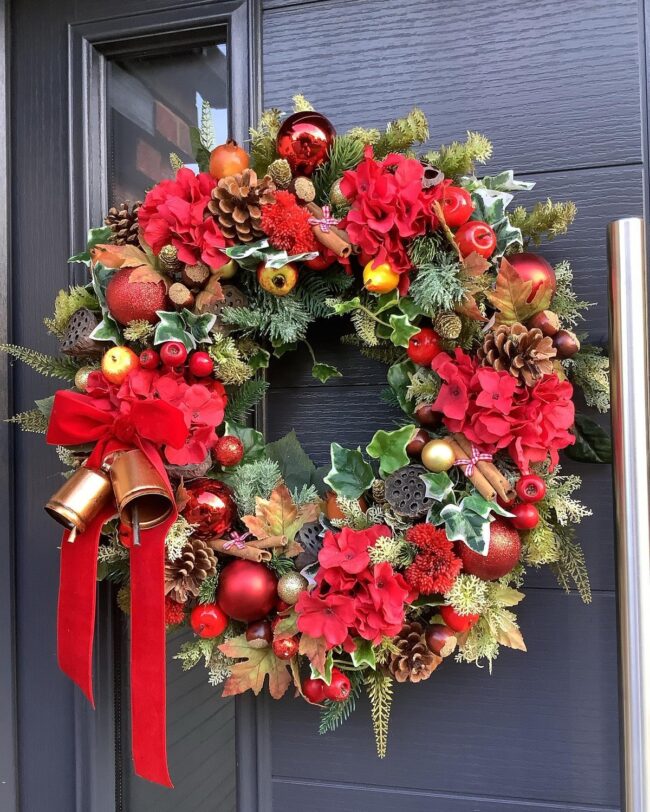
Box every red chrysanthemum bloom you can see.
[406,523,449,551]
[404,528,462,595]
[164,597,186,626]
[260,190,318,254]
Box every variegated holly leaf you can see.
[243,483,319,556]
[299,634,329,678]
[219,634,292,699]
[486,258,553,325]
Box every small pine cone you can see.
[434,311,463,340]
[267,158,292,189]
[158,244,182,274]
[371,479,386,504]
[389,621,441,683]
[477,322,557,387]
[207,169,276,243]
[104,201,141,246]
[164,538,217,603]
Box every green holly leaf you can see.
[224,421,266,463]
[351,638,377,670]
[248,347,271,371]
[420,471,454,502]
[312,363,342,384]
[328,296,362,316]
[153,311,195,350]
[387,359,417,416]
[324,443,374,500]
[366,425,416,477]
[180,308,217,345]
[265,430,316,492]
[89,314,122,345]
[69,226,113,264]
[389,313,419,348]
[565,413,612,464]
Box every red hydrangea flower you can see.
[318,525,372,574]
[295,590,356,647]
[404,525,462,595]
[138,168,230,271]
[260,190,318,254]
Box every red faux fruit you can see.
[458,518,521,581]
[105,265,168,325]
[190,603,228,639]
[214,435,245,467]
[245,619,273,648]
[455,221,497,258]
[516,474,547,503]
[407,327,443,366]
[101,346,139,384]
[509,502,540,530]
[139,348,160,370]
[304,253,335,271]
[439,604,480,633]
[188,351,214,377]
[302,676,327,704]
[507,252,557,302]
[323,668,351,702]
[159,340,188,367]
[440,185,474,228]
[209,139,249,180]
[272,636,299,660]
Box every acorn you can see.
[553,329,581,358]
[414,403,441,429]
[528,309,560,336]
[406,429,430,458]
[245,619,273,649]
[424,624,457,657]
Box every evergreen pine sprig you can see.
[224,378,269,425]
[564,344,610,413]
[408,259,466,314]
[423,131,493,179]
[227,458,281,515]
[43,286,99,338]
[340,334,404,365]
[7,409,49,433]
[221,295,311,345]
[551,261,592,327]
[509,199,577,245]
[198,574,219,604]
[319,671,362,734]
[266,554,295,577]
[313,135,366,200]
[550,528,592,604]
[297,269,354,319]
[365,669,394,758]
[374,107,429,159]
[0,343,83,381]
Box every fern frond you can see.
[350,309,378,347]
[200,99,215,150]
[365,669,393,758]
[7,409,48,433]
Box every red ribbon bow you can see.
[46,389,189,787]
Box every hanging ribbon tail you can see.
[129,439,176,787]
[57,502,116,707]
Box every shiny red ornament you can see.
[190,603,228,638]
[510,502,540,530]
[507,252,556,302]
[455,220,497,258]
[407,327,443,366]
[217,560,278,622]
[214,435,244,467]
[439,604,480,633]
[440,186,474,228]
[180,478,236,539]
[323,668,351,702]
[272,635,299,660]
[105,266,168,325]
[458,518,521,580]
[276,111,336,176]
[516,474,546,503]
[188,351,214,377]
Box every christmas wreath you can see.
[3,95,611,785]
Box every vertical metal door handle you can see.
[609,216,650,812]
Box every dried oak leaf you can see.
[243,483,320,558]
[90,243,149,269]
[455,251,491,321]
[128,264,169,288]
[298,634,328,675]
[486,258,553,326]
[218,633,292,698]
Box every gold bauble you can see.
[277,571,308,605]
[74,365,96,392]
[421,439,455,472]
[329,178,348,208]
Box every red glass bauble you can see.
[180,478,236,539]
[507,252,556,302]
[458,518,521,580]
[217,560,278,622]
[276,111,336,176]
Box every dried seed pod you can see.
[384,464,433,518]
[60,308,102,356]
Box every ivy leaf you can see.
[89,263,122,345]
[299,635,329,678]
[265,430,316,491]
[224,421,266,463]
[373,291,400,314]
[388,313,419,347]
[387,359,417,416]
[312,362,342,384]
[218,634,292,699]
[272,340,297,358]
[242,482,319,552]
[224,239,318,270]
[248,347,271,371]
[475,170,535,192]
[324,443,374,499]
[351,638,377,670]
[420,471,454,502]
[397,296,424,320]
[153,311,195,350]
[180,308,217,344]
[486,258,553,326]
[440,503,490,555]
[69,226,114,264]
[366,425,416,477]
[461,493,513,519]
[89,314,122,345]
[565,413,612,464]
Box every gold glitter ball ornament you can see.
[74,365,97,392]
[277,571,308,605]
[421,439,455,473]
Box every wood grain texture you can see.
[263,0,641,174]
[269,591,620,808]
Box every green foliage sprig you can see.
[0,344,83,381]
[44,286,99,338]
[565,344,610,413]
[374,107,429,159]
[510,199,577,245]
[423,131,493,179]
[224,378,269,425]
[365,669,394,758]
[7,409,49,433]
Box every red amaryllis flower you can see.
[138,168,229,271]
[260,190,318,254]
[295,590,356,648]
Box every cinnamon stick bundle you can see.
[248,535,288,550]
[452,433,516,504]
[207,538,271,563]
[447,438,497,502]
[306,203,352,258]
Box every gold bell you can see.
[109,449,172,534]
[45,465,112,534]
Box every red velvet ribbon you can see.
[47,389,189,787]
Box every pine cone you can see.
[434,311,462,340]
[267,158,292,189]
[389,621,440,683]
[208,169,276,243]
[164,538,217,603]
[104,201,141,246]
[477,322,556,387]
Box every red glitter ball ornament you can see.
[458,518,521,580]
[217,560,278,622]
[276,111,336,176]
[180,478,236,539]
[214,435,245,467]
[105,266,168,325]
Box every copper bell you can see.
[109,449,172,534]
[45,465,112,534]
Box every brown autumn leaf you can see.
[218,633,292,699]
[486,258,553,326]
[298,634,328,675]
[462,251,491,277]
[128,264,170,289]
[243,483,320,558]
[90,243,149,269]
